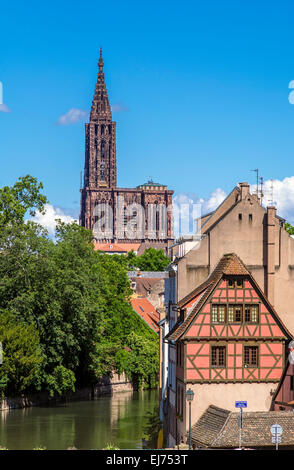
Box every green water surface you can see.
[0,389,158,450]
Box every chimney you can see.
[266,206,276,305]
[239,182,250,200]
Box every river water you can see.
[0,389,158,450]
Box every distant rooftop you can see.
[137,179,167,190]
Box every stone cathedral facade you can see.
[80,50,174,254]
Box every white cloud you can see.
[252,176,294,224]
[201,188,227,213]
[111,103,128,112]
[30,204,77,236]
[173,188,227,238]
[0,103,10,113]
[57,108,88,125]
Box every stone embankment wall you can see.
[0,372,133,410]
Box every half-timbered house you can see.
[166,253,292,446]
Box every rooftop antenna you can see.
[251,169,259,198]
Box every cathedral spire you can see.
[98,47,104,72]
[90,48,112,121]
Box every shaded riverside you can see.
[0,188,165,404]
[0,390,158,450]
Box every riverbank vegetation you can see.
[0,176,159,398]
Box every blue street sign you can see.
[235,401,247,408]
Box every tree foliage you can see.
[285,222,294,235]
[95,247,171,272]
[0,175,47,226]
[115,332,159,389]
[0,311,43,396]
[0,176,159,397]
[136,247,170,271]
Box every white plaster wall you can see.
[186,382,278,431]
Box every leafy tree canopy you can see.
[285,222,294,235]
[0,175,47,226]
[0,176,159,396]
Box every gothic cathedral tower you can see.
[85,49,116,190]
[80,50,174,254]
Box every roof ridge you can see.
[210,409,232,447]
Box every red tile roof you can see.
[94,242,141,253]
[130,297,159,334]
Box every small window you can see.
[244,305,259,323]
[228,279,234,288]
[244,346,258,367]
[249,214,253,222]
[176,343,183,367]
[228,305,243,322]
[211,346,226,367]
[211,305,226,323]
[227,278,243,289]
[238,213,242,221]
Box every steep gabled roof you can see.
[200,186,240,234]
[178,252,247,309]
[166,253,293,342]
[167,253,247,341]
[130,297,159,334]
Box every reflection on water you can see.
[0,389,158,450]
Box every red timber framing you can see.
[167,253,292,384]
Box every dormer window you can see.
[236,279,243,288]
[227,278,243,289]
[228,279,234,288]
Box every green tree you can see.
[0,174,47,225]
[285,222,294,235]
[132,247,170,271]
[45,365,76,398]
[0,175,160,396]
[0,219,105,392]
[115,331,159,389]
[0,311,43,396]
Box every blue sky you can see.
[1,0,294,223]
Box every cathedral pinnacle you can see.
[90,48,112,121]
[98,47,104,73]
